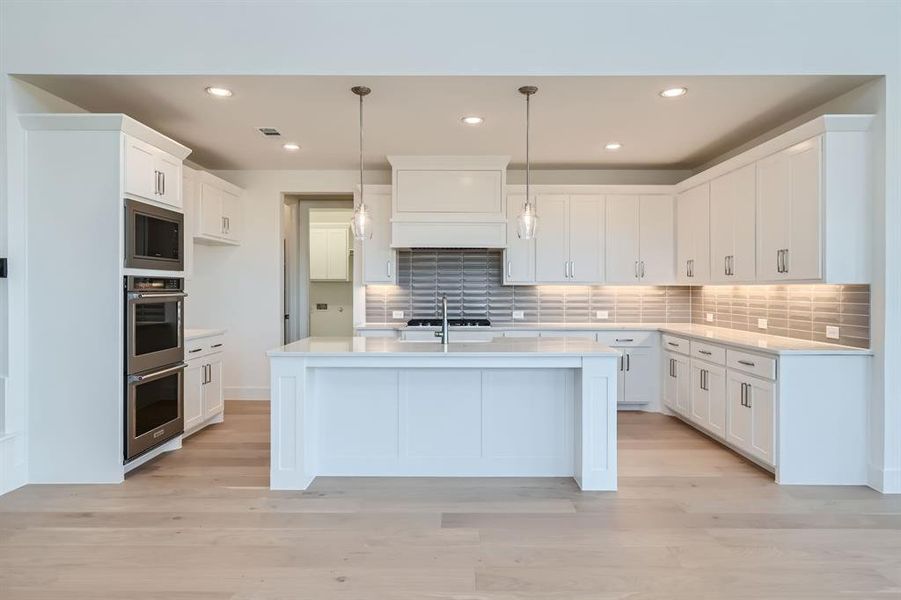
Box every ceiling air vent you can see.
[257,127,281,137]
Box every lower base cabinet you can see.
[184,335,225,436]
[726,371,775,466]
[663,351,690,415]
[689,360,726,440]
[616,346,655,405]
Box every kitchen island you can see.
[267,336,620,491]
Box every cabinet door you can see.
[638,195,674,283]
[203,358,224,419]
[756,151,791,280]
[676,184,710,283]
[605,195,640,283]
[705,365,727,440]
[534,195,569,282]
[361,191,396,284]
[747,376,775,465]
[674,355,691,416]
[326,227,349,280]
[197,182,224,238]
[616,354,626,404]
[221,189,242,242]
[689,362,708,426]
[709,173,734,283]
[662,352,678,411]
[730,164,757,281]
[504,194,535,283]
[183,361,205,431]
[726,372,752,451]
[124,136,157,202]
[155,152,182,209]
[568,195,605,283]
[786,138,822,280]
[623,347,654,405]
[309,228,329,280]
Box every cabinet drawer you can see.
[662,334,690,355]
[726,349,776,380]
[185,335,225,359]
[538,331,597,339]
[207,335,225,353]
[690,340,726,365]
[596,330,655,347]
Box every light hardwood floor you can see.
[2,401,900,599]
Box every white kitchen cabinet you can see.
[605,195,674,284]
[709,163,756,283]
[124,134,183,209]
[757,137,822,281]
[504,194,536,283]
[203,357,224,419]
[194,172,243,245]
[726,371,775,466]
[183,360,205,432]
[184,333,226,437]
[534,194,604,284]
[689,360,726,440]
[182,166,197,278]
[617,346,655,406]
[663,351,690,416]
[360,187,397,284]
[310,224,350,281]
[675,183,710,283]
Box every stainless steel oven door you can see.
[125,199,184,271]
[126,290,186,374]
[125,362,185,461]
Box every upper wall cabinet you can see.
[388,156,509,248]
[534,194,605,284]
[310,224,350,281]
[124,134,184,209]
[709,164,757,283]
[194,171,244,246]
[675,183,710,283]
[359,186,396,284]
[605,195,674,284]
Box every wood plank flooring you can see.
[2,401,900,599]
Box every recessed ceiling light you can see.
[659,87,687,98]
[605,142,623,151]
[282,143,301,151]
[461,116,484,125]
[205,86,233,97]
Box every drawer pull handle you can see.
[211,343,223,348]
[667,341,679,347]
[737,359,756,367]
[615,338,634,342]
[698,350,712,355]
[189,348,203,353]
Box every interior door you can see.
[534,195,569,282]
[183,361,204,431]
[638,195,674,282]
[726,372,752,451]
[198,182,224,238]
[568,195,604,283]
[504,194,535,283]
[623,347,654,405]
[756,151,791,280]
[203,358,224,419]
[786,137,823,280]
[361,191,395,284]
[605,195,640,283]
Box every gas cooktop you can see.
[407,318,491,327]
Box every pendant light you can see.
[351,85,373,240]
[517,85,538,240]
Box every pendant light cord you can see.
[358,91,364,207]
[525,91,531,209]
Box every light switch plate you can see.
[595,310,609,320]
[757,318,768,330]
[392,310,404,319]
[706,313,714,323]
[826,325,840,340]
[512,310,525,320]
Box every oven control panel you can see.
[126,277,184,291]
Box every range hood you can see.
[387,156,510,248]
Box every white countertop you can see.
[185,328,226,341]
[268,336,620,357]
[355,322,871,355]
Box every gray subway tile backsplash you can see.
[365,250,870,348]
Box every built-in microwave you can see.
[125,199,184,271]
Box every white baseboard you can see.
[225,386,270,401]
[868,464,901,494]
[0,433,27,497]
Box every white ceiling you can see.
[19,74,873,171]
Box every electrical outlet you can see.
[706,313,714,323]
[392,310,404,319]
[757,318,768,330]
[512,310,525,320]
[595,310,609,320]
[826,325,840,340]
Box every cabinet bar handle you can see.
[724,256,729,276]
[626,353,630,371]
[639,261,645,278]
[211,343,223,349]
[506,261,512,278]
[386,260,391,277]
[777,249,783,273]
[698,349,712,355]
[570,261,575,279]
[667,341,679,347]
[737,359,756,367]
[161,172,165,196]
[634,261,639,279]
[615,338,634,342]
[783,249,789,274]
[189,348,203,354]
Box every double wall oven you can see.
[124,276,186,461]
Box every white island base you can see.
[267,337,620,491]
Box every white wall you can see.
[1,0,899,492]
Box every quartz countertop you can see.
[355,322,871,355]
[268,336,620,357]
[185,328,226,341]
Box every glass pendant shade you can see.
[351,203,372,240]
[517,203,538,240]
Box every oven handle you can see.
[127,292,188,301]
[127,362,187,384]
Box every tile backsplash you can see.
[364,250,871,348]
